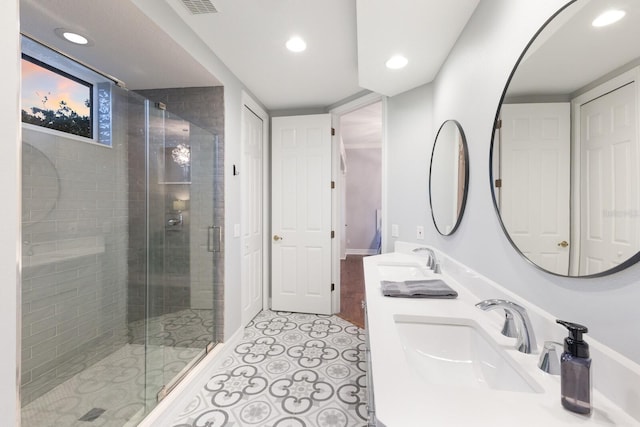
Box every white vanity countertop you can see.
[364,250,640,427]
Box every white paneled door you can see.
[500,103,571,274]
[271,114,333,315]
[241,105,264,325]
[579,82,639,274]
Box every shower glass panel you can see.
[20,73,221,426]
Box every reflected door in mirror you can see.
[498,103,570,275]
[578,82,639,275]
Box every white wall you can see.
[386,0,640,364]
[385,83,433,252]
[2,1,20,425]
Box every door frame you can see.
[240,91,270,323]
[329,92,385,313]
[570,67,640,275]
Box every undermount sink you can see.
[394,315,542,393]
[377,261,433,282]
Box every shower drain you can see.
[78,408,106,422]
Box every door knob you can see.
[557,240,569,248]
[273,235,283,241]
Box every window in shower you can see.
[21,54,93,139]
[20,35,113,146]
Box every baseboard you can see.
[346,249,378,256]
[136,327,245,426]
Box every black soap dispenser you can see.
[556,319,591,415]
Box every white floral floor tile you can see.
[170,310,369,427]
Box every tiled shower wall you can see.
[134,87,225,342]
[20,88,131,404]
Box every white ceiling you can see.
[163,0,359,111]
[19,0,223,90]
[356,0,479,97]
[19,0,479,112]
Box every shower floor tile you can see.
[169,310,368,427]
[22,343,201,427]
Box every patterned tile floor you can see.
[170,310,369,427]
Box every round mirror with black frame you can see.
[490,0,640,277]
[429,120,469,236]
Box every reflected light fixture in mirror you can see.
[592,9,625,27]
[429,120,469,236]
[172,143,190,168]
[286,36,307,52]
[490,0,640,277]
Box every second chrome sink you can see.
[393,315,542,393]
[377,261,433,282]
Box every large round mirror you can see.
[430,120,469,235]
[491,0,640,276]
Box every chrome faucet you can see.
[475,299,537,354]
[501,310,519,338]
[411,247,441,273]
[538,341,562,375]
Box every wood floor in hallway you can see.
[338,255,366,329]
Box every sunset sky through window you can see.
[22,59,91,116]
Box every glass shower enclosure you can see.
[20,79,222,426]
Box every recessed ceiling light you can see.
[385,55,408,70]
[286,36,307,53]
[54,28,92,45]
[592,9,626,27]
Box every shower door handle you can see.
[208,226,221,252]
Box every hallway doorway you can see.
[335,99,382,328]
[340,101,383,258]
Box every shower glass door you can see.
[143,103,219,406]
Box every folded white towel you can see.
[380,279,458,299]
